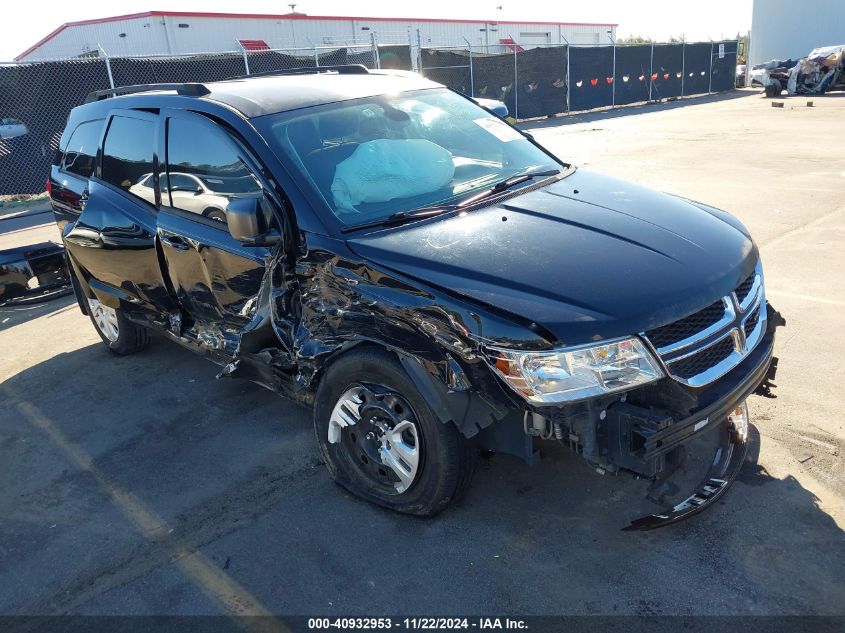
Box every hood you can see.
[346,169,757,346]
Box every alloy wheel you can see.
[88,298,119,342]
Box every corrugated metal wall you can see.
[20,15,615,60]
[750,0,845,66]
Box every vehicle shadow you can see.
[0,294,76,333]
[1,343,843,615]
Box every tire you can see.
[764,81,781,98]
[203,208,227,223]
[87,297,150,355]
[314,347,477,516]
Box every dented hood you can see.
[346,170,757,345]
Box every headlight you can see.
[487,337,664,404]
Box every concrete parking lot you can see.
[1,89,843,619]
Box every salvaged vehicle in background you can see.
[752,44,845,97]
[735,64,747,87]
[49,66,783,528]
[788,45,845,94]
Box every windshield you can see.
[257,88,560,226]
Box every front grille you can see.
[735,272,755,304]
[641,262,764,387]
[744,304,760,338]
[645,300,725,349]
[668,336,735,379]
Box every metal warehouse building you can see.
[15,11,617,61]
[749,0,845,66]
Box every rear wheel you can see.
[87,298,150,355]
[314,348,477,516]
[203,208,227,223]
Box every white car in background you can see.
[129,172,262,222]
[0,117,28,139]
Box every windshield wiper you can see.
[455,168,561,208]
[339,168,561,234]
[340,205,456,233]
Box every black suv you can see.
[49,66,781,528]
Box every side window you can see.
[165,117,262,223]
[101,116,155,204]
[62,120,103,177]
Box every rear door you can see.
[156,109,271,348]
[63,109,176,321]
[49,118,104,229]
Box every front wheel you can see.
[314,348,477,516]
[87,298,150,355]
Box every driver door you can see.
[156,110,275,347]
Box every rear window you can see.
[102,116,155,200]
[62,120,103,177]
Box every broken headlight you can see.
[487,337,664,404]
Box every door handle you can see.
[160,234,190,250]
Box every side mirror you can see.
[225,197,278,245]
[194,185,203,195]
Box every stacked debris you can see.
[753,45,845,97]
[787,45,845,95]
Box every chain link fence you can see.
[418,39,738,119]
[1,38,735,196]
[0,42,400,196]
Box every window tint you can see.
[165,117,261,223]
[62,120,103,177]
[102,116,155,202]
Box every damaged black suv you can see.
[50,66,782,529]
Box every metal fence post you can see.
[612,43,617,107]
[510,35,519,119]
[681,40,686,96]
[370,32,381,69]
[238,41,250,76]
[309,37,319,67]
[708,41,714,93]
[463,38,474,97]
[566,44,571,113]
[99,45,115,89]
[649,43,654,101]
[416,29,423,75]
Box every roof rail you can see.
[230,64,371,80]
[84,82,211,103]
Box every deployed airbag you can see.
[331,139,454,213]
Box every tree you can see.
[616,35,654,44]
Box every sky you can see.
[1,0,753,60]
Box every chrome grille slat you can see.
[646,297,735,356]
[641,263,766,388]
[668,334,735,379]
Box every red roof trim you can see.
[16,10,618,60]
[143,11,617,27]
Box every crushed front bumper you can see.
[0,242,71,306]
[619,313,779,529]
